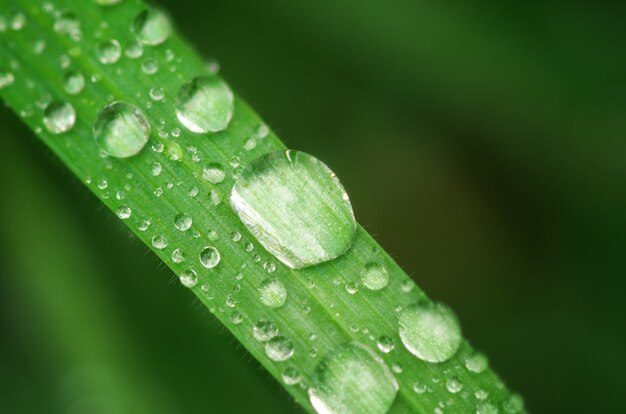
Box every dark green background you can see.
[2,0,626,412]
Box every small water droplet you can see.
[199,246,220,268]
[282,367,301,385]
[446,377,463,393]
[175,76,234,133]
[116,205,131,219]
[258,278,287,308]
[43,101,76,134]
[94,0,123,5]
[265,336,294,362]
[398,301,461,363]
[132,8,172,46]
[203,163,225,183]
[252,319,278,342]
[150,162,162,176]
[174,213,192,231]
[149,87,165,101]
[362,262,389,291]
[138,219,151,231]
[10,11,26,31]
[476,402,498,414]
[0,71,15,89]
[376,336,394,353]
[97,39,121,64]
[125,41,144,58]
[502,394,524,413]
[412,382,427,394]
[309,342,398,414]
[465,352,488,373]
[141,58,158,74]
[179,268,198,288]
[230,150,356,269]
[152,234,168,250]
[63,71,85,95]
[172,248,185,263]
[54,11,80,39]
[93,101,150,158]
[345,282,358,295]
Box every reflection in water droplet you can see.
[93,101,150,158]
[398,302,461,363]
[309,342,398,414]
[258,278,287,308]
[176,76,233,133]
[265,336,294,362]
[132,8,172,46]
[199,246,220,268]
[230,150,356,269]
[43,101,76,134]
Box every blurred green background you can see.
[2,0,626,412]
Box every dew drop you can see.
[361,262,389,291]
[149,87,165,101]
[252,319,278,342]
[0,71,15,89]
[132,8,172,46]
[125,41,144,58]
[202,163,225,183]
[446,377,463,394]
[97,39,121,64]
[258,278,287,308]
[398,301,461,363]
[174,213,192,231]
[376,336,394,354]
[152,235,168,249]
[476,402,498,414]
[265,336,294,362]
[179,268,197,288]
[230,150,356,269]
[309,342,398,414]
[502,394,524,413]
[63,70,85,95]
[172,248,185,263]
[175,76,234,133]
[116,205,131,219]
[199,246,220,268]
[141,58,158,74]
[150,162,162,176]
[282,367,301,385]
[43,101,76,134]
[93,101,150,158]
[465,352,488,373]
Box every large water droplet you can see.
[361,262,389,291]
[179,268,198,288]
[174,213,192,231]
[132,8,172,46]
[43,101,76,134]
[258,278,287,308]
[199,246,220,268]
[309,342,398,414]
[230,150,356,269]
[175,76,233,133]
[398,301,461,363]
[265,336,294,362]
[93,101,150,158]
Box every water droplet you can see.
[502,394,524,413]
[125,41,144,58]
[446,377,463,393]
[252,319,278,342]
[10,11,26,31]
[150,162,162,176]
[376,336,394,353]
[265,336,294,362]
[63,71,85,95]
[97,39,121,64]
[172,248,185,263]
[43,101,76,134]
[361,262,389,291]
[54,11,80,39]
[398,301,461,363]
[149,87,164,101]
[230,150,356,269]
[93,101,150,158]
[175,76,234,133]
[174,213,192,231]
[258,278,287,308]
[243,137,256,150]
[116,205,131,219]
[132,8,172,46]
[138,219,151,231]
[94,0,123,5]
[412,382,427,394]
[345,282,358,295]
[476,402,498,414]
[230,310,243,324]
[465,353,488,373]
[202,163,225,183]
[254,123,269,139]
[309,342,398,414]
[141,58,158,74]
[199,246,220,268]
[179,268,197,288]
[152,235,168,250]
[0,71,15,89]
[282,367,301,385]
